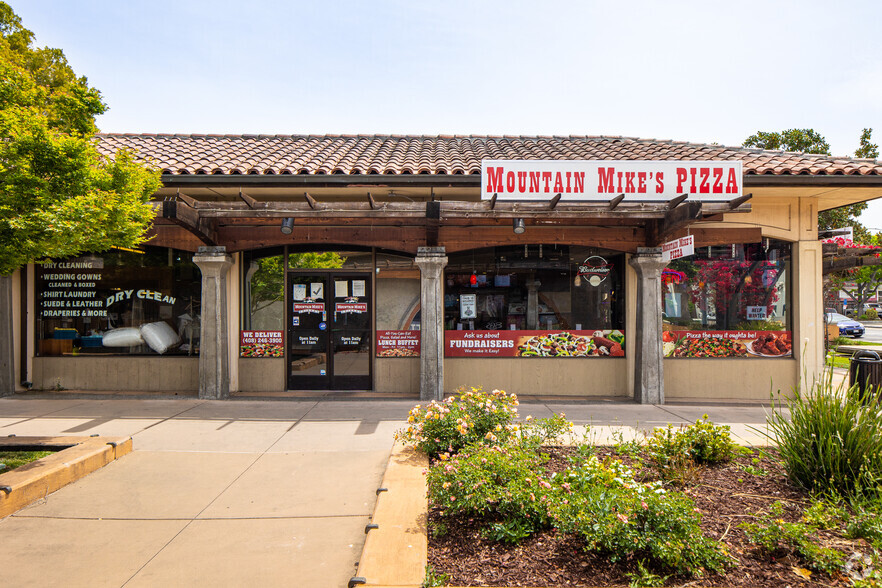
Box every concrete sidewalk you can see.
[0,397,781,587]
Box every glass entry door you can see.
[287,272,372,390]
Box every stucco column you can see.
[0,274,14,397]
[193,246,234,400]
[415,247,448,401]
[629,248,666,404]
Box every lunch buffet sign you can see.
[445,330,625,358]
[482,160,743,202]
[663,330,792,358]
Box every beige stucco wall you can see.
[444,358,628,397]
[375,358,419,393]
[238,358,285,392]
[31,356,199,392]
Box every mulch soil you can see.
[428,447,870,587]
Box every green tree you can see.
[0,2,160,275]
[743,128,872,242]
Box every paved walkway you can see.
[0,397,781,587]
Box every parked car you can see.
[825,312,866,338]
[846,303,881,317]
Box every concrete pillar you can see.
[0,274,14,397]
[193,246,234,400]
[415,247,448,401]
[629,248,666,404]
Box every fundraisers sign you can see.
[240,330,284,357]
[663,330,792,358]
[445,330,625,357]
[661,235,695,262]
[376,330,421,357]
[482,160,742,201]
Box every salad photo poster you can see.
[445,330,624,357]
[662,330,792,358]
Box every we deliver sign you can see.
[481,160,742,202]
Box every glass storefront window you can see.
[443,245,625,358]
[36,247,201,356]
[375,253,420,358]
[663,240,792,359]
[241,248,285,358]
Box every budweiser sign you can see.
[481,160,742,202]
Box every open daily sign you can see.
[662,235,694,262]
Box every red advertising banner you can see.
[663,330,792,358]
[240,330,284,357]
[376,330,420,357]
[445,330,625,358]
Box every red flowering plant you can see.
[688,259,781,329]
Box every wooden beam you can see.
[368,192,378,210]
[671,227,763,248]
[304,192,318,209]
[549,193,562,209]
[608,194,625,210]
[658,202,702,243]
[238,189,259,209]
[426,201,441,247]
[162,199,217,245]
[667,193,688,210]
[175,189,198,208]
[440,226,644,253]
[728,193,753,210]
[488,193,497,210]
[824,255,882,274]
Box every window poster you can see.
[460,294,477,319]
[335,280,348,298]
[292,284,307,301]
[352,280,366,297]
[310,282,324,300]
[662,330,792,358]
[376,330,420,357]
[240,331,284,357]
[445,330,624,357]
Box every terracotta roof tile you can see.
[94,134,882,177]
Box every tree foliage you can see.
[743,128,873,241]
[0,2,160,275]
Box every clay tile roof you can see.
[94,134,882,177]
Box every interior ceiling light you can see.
[513,218,526,234]
[280,217,295,234]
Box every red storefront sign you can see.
[335,302,368,314]
[240,330,284,357]
[376,330,420,357]
[482,160,742,201]
[292,302,324,314]
[445,330,625,358]
[663,330,792,358]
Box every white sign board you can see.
[747,306,767,321]
[460,294,477,319]
[662,235,695,262]
[481,160,742,202]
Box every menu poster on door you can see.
[352,280,366,297]
[662,330,792,358]
[376,330,420,357]
[291,284,307,301]
[240,330,284,357]
[445,330,624,358]
[335,280,348,298]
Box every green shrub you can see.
[426,443,552,533]
[765,377,882,498]
[867,308,879,320]
[645,416,739,483]
[395,386,519,458]
[550,455,729,576]
[740,501,845,574]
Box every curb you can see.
[350,441,428,588]
[0,435,133,518]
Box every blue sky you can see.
[12,0,882,229]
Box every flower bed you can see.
[398,385,882,588]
